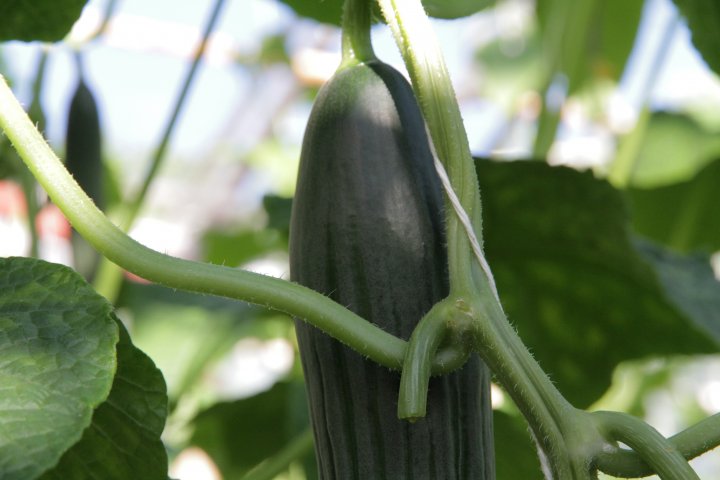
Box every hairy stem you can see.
[0,74,466,375]
[92,0,227,301]
[593,411,699,480]
[341,0,376,65]
[595,413,720,478]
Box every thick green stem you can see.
[23,49,50,257]
[593,411,699,480]
[471,295,599,479]
[595,413,720,478]
[398,298,472,422]
[92,0,227,301]
[341,0,376,65]
[0,74,467,375]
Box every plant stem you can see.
[471,295,599,479]
[375,2,600,476]
[592,411,699,479]
[91,0,227,301]
[397,300,455,420]
[22,48,50,257]
[341,0,376,65]
[595,412,720,478]
[0,73,467,375]
[242,429,315,480]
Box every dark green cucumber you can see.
[290,59,493,479]
[65,74,103,280]
[65,78,103,209]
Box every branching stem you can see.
[0,74,465,376]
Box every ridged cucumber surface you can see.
[290,59,493,479]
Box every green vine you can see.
[0,73,465,376]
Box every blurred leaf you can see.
[0,0,87,42]
[116,282,286,404]
[276,0,492,25]
[478,159,717,407]
[672,0,720,75]
[536,0,643,91]
[494,410,543,480]
[476,29,545,109]
[629,158,720,252]
[40,319,168,480]
[635,239,720,344]
[0,257,117,480]
[203,229,286,266]
[263,194,293,234]
[422,0,494,19]
[202,195,291,267]
[189,381,314,479]
[629,112,720,188]
[258,34,290,65]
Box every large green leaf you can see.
[629,158,720,252]
[636,240,720,344]
[478,160,717,407]
[0,0,87,42]
[189,381,314,479]
[672,0,720,75]
[0,257,117,480]
[39,319,168,480]
[276,0,492,25]
[628,112,720,188]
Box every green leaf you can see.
[276,0,492,25]
[189,381,313,479]
[39,319,169,480]
[0,0,88,42]
[672,0,720,75]
[635,239,720,345]
[628,112,720,188]
[494,410,543,480]
[536,0,643,91]
[0,257,117,480]
[628,158,720,252]
[477,160,717,407]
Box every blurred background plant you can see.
[1,0,719,478]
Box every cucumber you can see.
[290,59,493,479]
[65,72,103,280]
[65,77,103,209]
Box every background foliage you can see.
[1,0,719,478]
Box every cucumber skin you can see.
[65,80,103,209]
[290,60,493,479]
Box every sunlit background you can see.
[1,0,720,478]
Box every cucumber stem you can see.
[592,411,699,480]
[341,0,376,65]
[595,412,720,478]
